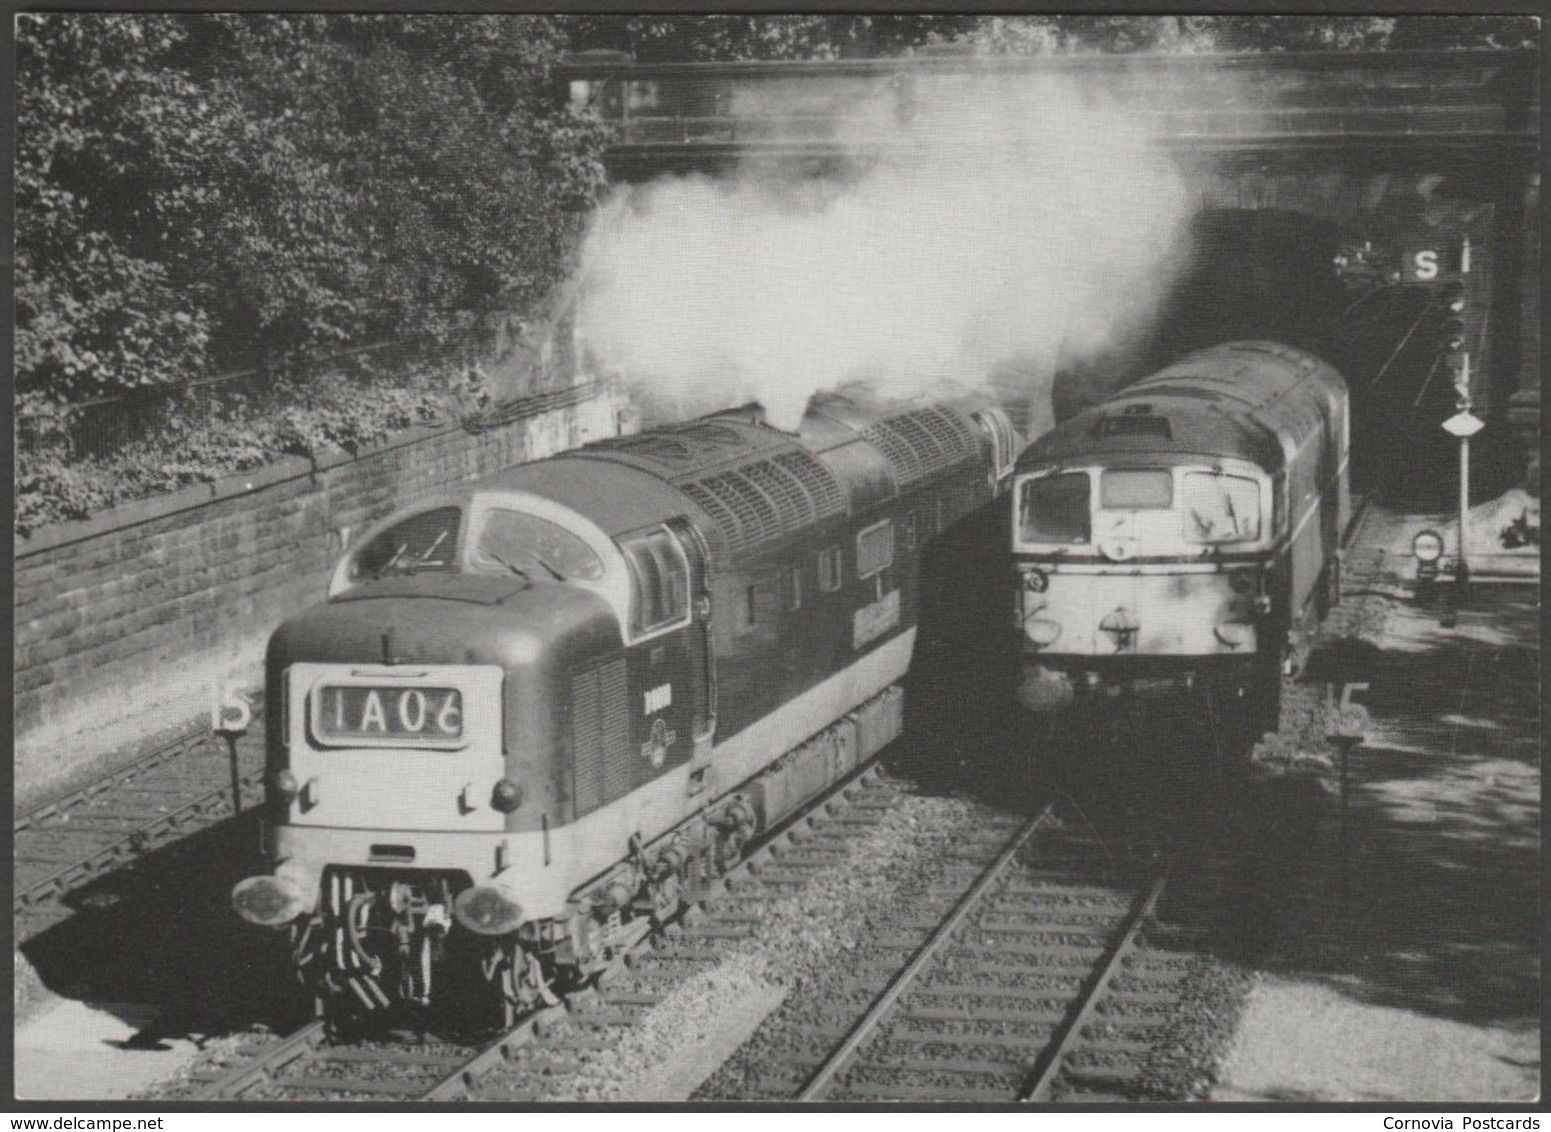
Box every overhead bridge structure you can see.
[558,49,1539,489]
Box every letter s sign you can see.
[1413,250,1439,282]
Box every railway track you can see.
[184,766,1197,1104]
[782,806,1177,1102]
[14,707,265,942]
[188,768,905,1101]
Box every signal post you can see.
[1438,239,1484,611]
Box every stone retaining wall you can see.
[14,387,623,802]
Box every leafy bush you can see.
[14,13,609,536]
[15,13,607,440]
[14,363,460,536]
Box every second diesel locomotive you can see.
[1012,341,1350,734]
[232,387,1019,1027]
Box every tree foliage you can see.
[935,15,1537,56]
[15,13,608,414]
[563,14,1536,60]
[16,16,218,418]
[564,15,990,62]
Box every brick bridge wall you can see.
[13,388,624,804]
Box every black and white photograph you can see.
[11,11,1542,1110]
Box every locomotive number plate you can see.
[313,685,464,744]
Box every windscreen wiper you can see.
[482,551,531,582]
[528,554,566,582]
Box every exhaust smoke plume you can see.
[577,71,1196,431]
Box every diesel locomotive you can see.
[1012,341,1350,736]
[232,387,1019,1027]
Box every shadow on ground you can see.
[896,575,1539,1038]
[1241,584,1539,1029]
[20,811,309,1043]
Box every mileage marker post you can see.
[212,681,254,817]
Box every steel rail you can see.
[16,721,218,832]
[1018,867,1172,1103]
[190,1020,328,1100]
[796,801,1058,1101]
[15,705,265,929]
[16,772,264,917]
[421,1005,569,1101]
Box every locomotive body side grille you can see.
[598,659,632,805]
[571,668,604,815]
[739,460,811,531]
[571,658,630,816]
[863,421,925,485]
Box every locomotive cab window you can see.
[619,527,691,640]
[1181,472,1261,544]
[351,507,461,581]
[470,509,605,582]
[1101,469,1173,510]
[1018,472,1090,545]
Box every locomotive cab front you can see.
[232,487,704,1022]
[1012,457,1275,710]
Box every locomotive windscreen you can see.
[352,507,461,581]
[1180,472,1261,544]
[1019,473,1091,545]
[470,509,606,582]
[1101,470,1173,510]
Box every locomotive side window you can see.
[1101,470,1173,510]
[818,547,843,593]
[1019,473,1090,544]
[352,507,461,581]
[856,520,895,580]
[470,509,605,582]
[972,409,1016,479]
[619,528,691,639]
[1181,472,1261,544]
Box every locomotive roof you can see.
[503,388,988,556]
[1017,342,1345,474]
[478,456,695,538]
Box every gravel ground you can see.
[491,783,1007,1102]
